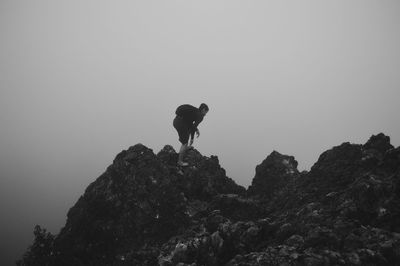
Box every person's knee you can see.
[179,135,189,145]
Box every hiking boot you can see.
[178,161,189,167]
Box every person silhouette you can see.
[173,103,209,166]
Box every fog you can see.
[1,0,400,265]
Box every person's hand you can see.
[196,129,200,138]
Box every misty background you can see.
[1,0,400,265]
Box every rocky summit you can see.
[19,133,400,266]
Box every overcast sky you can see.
[1,0,400,265]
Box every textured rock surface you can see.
[19,133,400,265]
[247,151,300,198]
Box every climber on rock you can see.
[173,103,209,166]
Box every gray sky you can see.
[1,0,400,265]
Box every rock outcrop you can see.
[19,133,400,265]
[247,150,300,198]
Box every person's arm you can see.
[191,116,203,138]
[189,137,194,146]
[188,116,203,147]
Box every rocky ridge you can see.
[19,133,400,265]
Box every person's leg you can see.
[173,116,190,166]
[178,143,189,166]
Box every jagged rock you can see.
[304,226,340,249]
[158,147,245,201]
[205,210,226,233]
[19,144,245,265]
[226,245,303,266]
[207,194,267,221]
[300,142,364,200]
[53,144,189,265]
[364,133,393,154]
[19,134,400,266]
[157,145,179,166]
[382,146,400,172]
[247,151,299,197]
[362,133,394,169]
[285,234,304,248]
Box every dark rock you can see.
[285,234,305,248]
[247,151,299,198]
[276,223,296,242]
[53,144,190,264]
[207,194,267,221]
[382,147,400,172]
[300,142,364,200]
[157,145,178,166]
[361,133,394,170]
[363,133,393,154]
[19,134,400,266]
[205,210,226,233]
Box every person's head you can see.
[199,103,209,116]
